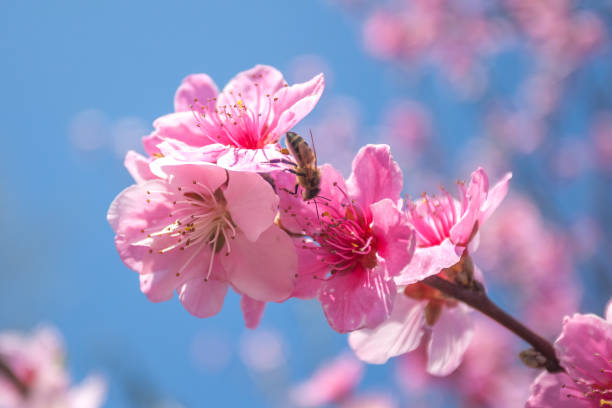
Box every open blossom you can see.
[107,157,297,324]
[276,145,415,333]
[143,65,324,172]
[349,168,511,374]
[527,300,612,407]
[0,326,106,408]
[290,353,364,407]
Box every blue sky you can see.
[1,1,611,407]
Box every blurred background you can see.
[1,0,611,406]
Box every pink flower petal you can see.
[124,151,155,183]
[174,74,219,112]
[319,266,396,333]
[555,313,612,385]
[150,158,228,191]
[178,278,228,318]
[276,164,349,234]
[480,172,512,224]
[222,226,296,302]
[224,170,279,242]
[139,247,212,302]
[143,111,205,155]
[215,145,288,172]
[526,371,589,408]
[348,295,426,364]
[108,180,172,271]
[426,304,474,376]
[241,295,267,330]
[450,168,489,245]
[218,65,286,107]
[271,73,325,136]
[370,199,415,277]
[346,144,403,209]
[395,238,463,286]
[292,242,327,299]
[607,298,612,323]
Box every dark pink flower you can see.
[276,145,415,333]
[108,157,297,320]
[143,65,324,172]
[349,169,510,374]
[527,302,612,407]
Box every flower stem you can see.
[0,356,28,397]
[423,275,564,373]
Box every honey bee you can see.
[270,131,321,201]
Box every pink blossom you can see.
[276,145,415,333]
[143,65,325,172]
[349,168,511,374]
[0,326,106,408]
[526,302,612,407]
[107,157,297,322]
[398,167,512,285]
[290,353,364,407]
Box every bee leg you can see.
[266,159,297,167]
[280,184,300,197]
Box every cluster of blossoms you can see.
[527,300,612,407]
[0,326,106,408]
[108,64,513,375]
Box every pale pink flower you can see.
[143,65,325,172]
[527,301,612,407]
[0,326,106,408]
[290,353,363,407]
[107,157,297,321]
[276,145,415,333]
[349,168,511,374]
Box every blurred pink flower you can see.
[0,326,106,408]
[290,353,364,407]
[395,318,533,407]
[349,168,511,374]
[276,145,415,333]
[475,193,580,336]
[527,302,612,407]
[379,100,431,166]
[143,65,325,172]
[108,157,297,321]
[341,393,398,408]
[362,1,510,89]
[504,0,606,77]
[592,112,612,173]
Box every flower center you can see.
[562,352,612,405]
[139,180,236,280]
[406,189,459,247]
[310,183,378,275]
[191,84,282,150]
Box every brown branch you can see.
[0,356,29,397]
[423,275,564,373]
